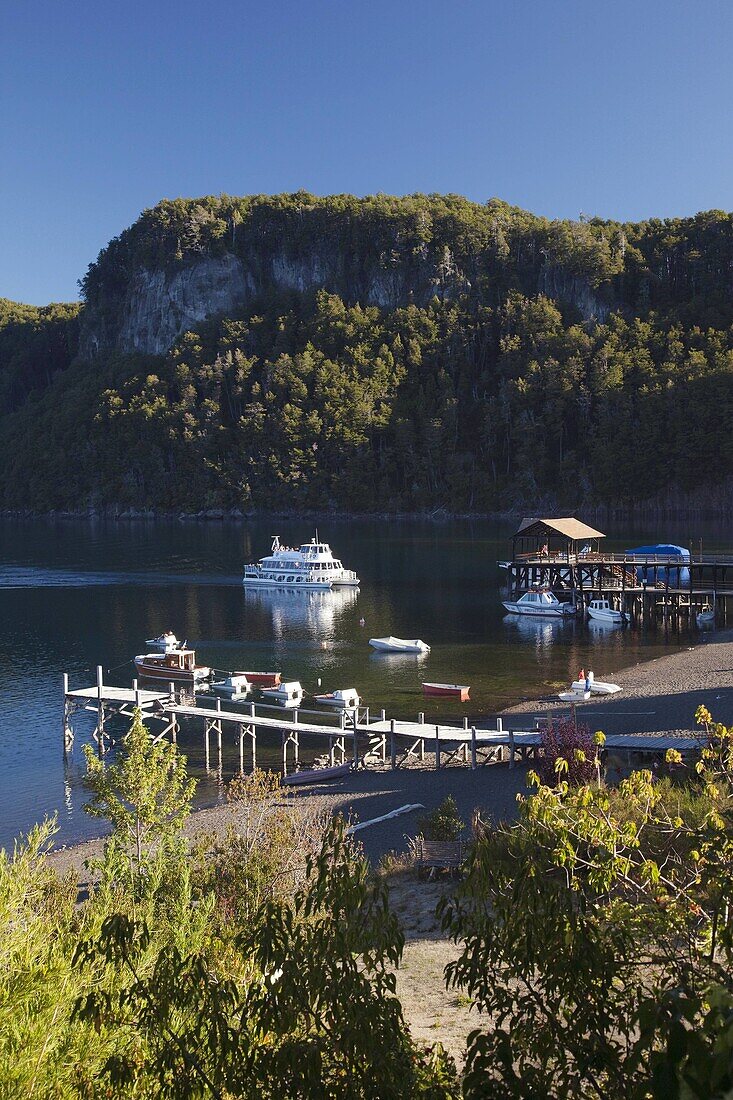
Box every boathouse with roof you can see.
[511,517,606,562]
[502,516,733,624]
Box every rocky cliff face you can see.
[79,246,475,358]
[77,194,615,359]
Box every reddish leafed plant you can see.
[538,714,599,786]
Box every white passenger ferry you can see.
[242,536,360,590]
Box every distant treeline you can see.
[2,193,733,512]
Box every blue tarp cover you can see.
[624,544,690,559]
[624,544,690,585]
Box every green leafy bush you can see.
[419,795,465,841]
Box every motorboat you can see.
[210,673,251,699]
[313,688,360,709]
[145,631,181,652]
[587,599,628,625]
[261,680,304,708]
[502,589,576,618]
[697,604,715,627]
[236,670,281,687]
[422,683,470,701]
[243,535,359,590]
[569,671,621,696]
[369,636,431,654]
[134,648,210,684]
[558,689,591,702]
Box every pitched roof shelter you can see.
[512,517,605,559]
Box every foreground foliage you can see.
[440,709,733,1098]
[0,713,456,1097]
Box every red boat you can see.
[235,670,281,688]
[422,682,470,702]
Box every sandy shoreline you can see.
[48,631,733,879]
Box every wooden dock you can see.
[503,518,733,623]
[62,668,702,775]
[503,550,733,623]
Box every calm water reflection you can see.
[0,515,728,849]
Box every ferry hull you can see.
[242,577,332,590]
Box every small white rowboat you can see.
[369,636,430,654]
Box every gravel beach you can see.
[49,631,733,878]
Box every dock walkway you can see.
[62,666,702,775]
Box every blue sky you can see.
[2,0,733,304]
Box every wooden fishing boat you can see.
[134,648,210,684]
[422,682,470,701]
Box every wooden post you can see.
[205,720,210,771]
[509,727,515,769]
[217,721,222,771]
[96,665,104,756]
[62,673,72,754]
[390,719,396,769]
[251,724,256,771]
[471,726,477,770]
[282,730,288,776]
[239,725,244,775]
[418,711,424,724]
[380,708,386,722]
[435,725,441,770]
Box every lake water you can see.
[0,515,727,851]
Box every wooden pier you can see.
[62,667,701,776]
[503,517,733,623]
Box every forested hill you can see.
[3,192,733,514]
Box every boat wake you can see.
[0,567,244,589]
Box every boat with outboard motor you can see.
[243,535,359,590]
[697,604,715,627]
[587,599,628,625]
[210,673,251,699]
[502,588,576,618]
[261,681,304,708]
[313,688,360,709]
